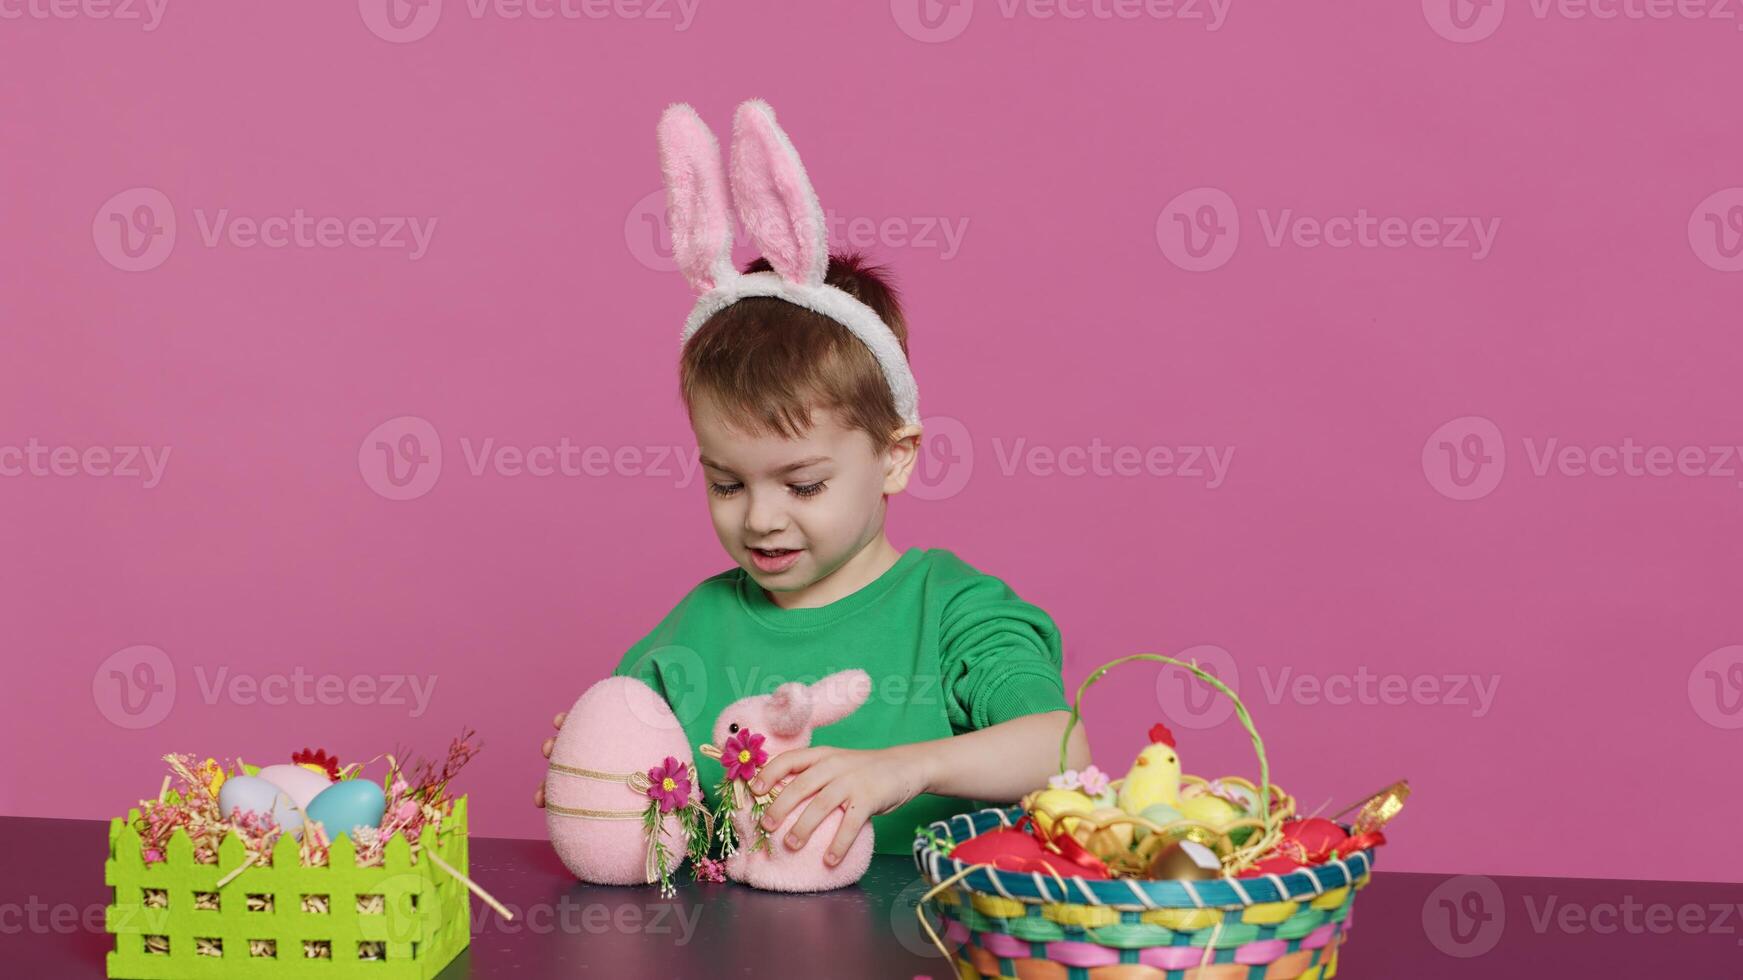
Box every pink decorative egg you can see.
[545,677,695,885]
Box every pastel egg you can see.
[1177,794,1241,828]
[1028,788,1095,837]
[1132,803,1185,841]
[217,774,304,836]
[256,764,333,811]
[305,780,386,839]
[546,677,696,885]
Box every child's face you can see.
[691,393,913,596]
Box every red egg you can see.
[948,828,1110,879]
[1237,855,1307,878]
[1275,818,1349,864]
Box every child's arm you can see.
[908,709,1092,802]
[750,711,1091,867]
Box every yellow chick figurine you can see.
[1117,723,1182,815]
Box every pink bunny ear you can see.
[657,102,735,292]
[729,99,829,287]
[764,682,813,738]
[806,669,872,730]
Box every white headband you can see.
[657,99,921,430]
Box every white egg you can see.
[256,764,333,811]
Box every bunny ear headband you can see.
[656,99,922,430]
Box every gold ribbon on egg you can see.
[545,759,714,884]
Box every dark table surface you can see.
[6,815,1739,978]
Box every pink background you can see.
[2,1,1739,883]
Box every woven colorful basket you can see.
[912,655,1377,980]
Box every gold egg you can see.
[1146,839,1223,880]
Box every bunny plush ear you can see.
[657,102,736,292]
[730,99,829,287]
[805,669,872,730]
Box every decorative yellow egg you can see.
[1080,807,1136,859]
[1029,788,1095,837]
[1177,794,1241,828]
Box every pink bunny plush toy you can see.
[701,669,876,892]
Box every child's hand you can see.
[748,744,931,865]
[532,711,565,808]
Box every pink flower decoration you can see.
[645,757,692,813]
[693,856,727,883]
[1079,765,1111,797]
[720,730,767,783]
[1047,769,1082,791]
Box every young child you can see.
[535,100,1090,867]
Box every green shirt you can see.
[611,546,1070,854]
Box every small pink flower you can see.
[645,757,692,813]
[143,848,164,864]
[1047,769,1082,791]
[692,856,726,883]
[720,730,767,783]
[1079,765,1111,797]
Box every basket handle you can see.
[1058,653,1271,831]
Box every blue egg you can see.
[217,774,304,836]
[304,779,386,839]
